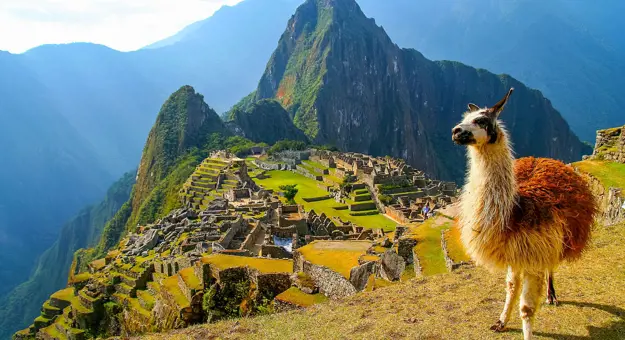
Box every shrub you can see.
[379,194,393,205]
[279,184,299,204]
[268,140,307,155]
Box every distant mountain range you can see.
[0,0,621,338]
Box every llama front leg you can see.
[519,271,546,340]
[490,266,520,332]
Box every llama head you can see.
[452,88,514,146]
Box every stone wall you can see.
[349,202,377,211]
[218,217,247,249]
[261,245,293,259]
[240,223,263,252]
[303,261,357,299]
[579,171,625,225]
[440,230,470,271]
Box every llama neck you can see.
[462,132,517,231]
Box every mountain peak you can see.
[132,85,225,213]
[248,0,589,181]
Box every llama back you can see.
[512,157,598,260]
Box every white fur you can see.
[457,110,491,145]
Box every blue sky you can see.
[0,0,243,53]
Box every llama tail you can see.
[545,270,559,306]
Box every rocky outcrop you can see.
[378,250,405,281]
[247,0,590,182]
[591,125,625,163]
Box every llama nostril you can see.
[452,127,462,135]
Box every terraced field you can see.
[254,170,395,231]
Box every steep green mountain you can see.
[0,172,134,340]
[226,99,309,144]
[132,86,226,215]
[84,86,230,264]
[247,0,590,182]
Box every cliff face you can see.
[252,0,590,182]
[227,99,309,144]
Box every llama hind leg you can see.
[490,266,520,332]
[519,271,546,340]
[545,271,558,306]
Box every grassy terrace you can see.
[255,170,395,231]
[275,287,328,307]
[297,241,372,278]
[445,222,470,263]
[574,160,625,190]
[405,218,454,276]
[201,254,293,274]
[41,320,67,340]
[51,287,91,313]
[162,276,190,308]
[179,267,202,290]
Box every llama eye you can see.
[473,118,489,125]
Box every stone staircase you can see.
[181,158,232,210]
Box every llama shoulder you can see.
[510,157,591,229]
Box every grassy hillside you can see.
[139,220,625,339]
[137,160,625,340]
[574,160,625,190]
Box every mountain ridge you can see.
[246,0,589,181]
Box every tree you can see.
[339,173,357,193]
[279,184,299,204]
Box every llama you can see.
[452,88,597,340]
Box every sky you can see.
[0,0,244,54]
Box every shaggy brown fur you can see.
[512,157,596,261]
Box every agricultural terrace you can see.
[405,217,468,276]
[275,287,328,307]
[201,254,293,274]
[297,240,372,278]
[254,170,396,231]
[574,160,625,190]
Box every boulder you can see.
[349,261,375,291]
[378,250,405,281]
[397,237,418,264]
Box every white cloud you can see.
[0,0,244,53]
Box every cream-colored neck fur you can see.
[460,125,517,233]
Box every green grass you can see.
[163,276,190,308]
[179,268,202,290]
[255,171,395,231]
[445,223,470,263]
[201,254,293,274]
[298,241,372,278]
[406,219,449,276]
[574,160,625,190]
[41,320,67,340]
[34,315,51,323]
[302,160,328,171]
[137,290,156,311]
[274,287,328,307]
[51,288,75,302]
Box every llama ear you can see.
[467,103,480,112]
[489,87,514,117]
